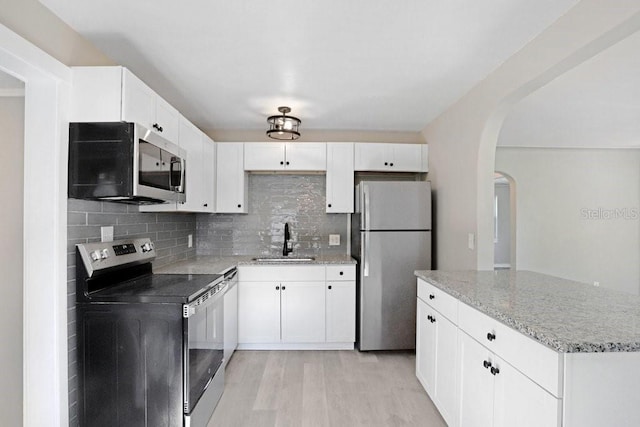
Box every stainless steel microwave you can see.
[68,122,186,204]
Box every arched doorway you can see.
[493,172,516,270]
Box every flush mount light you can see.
[266,106,301,140]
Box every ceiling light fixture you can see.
[266,106,301,140]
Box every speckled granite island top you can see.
[155,254,356,275]
[415,270,640,353]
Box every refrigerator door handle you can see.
[363,184,370,277]
[363,184,370,232]
[363,230,369,277]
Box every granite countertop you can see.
[155,254,356,275]
[415,270,640,353]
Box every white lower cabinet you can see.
[416,278,562,427]
[416,298,458,426]
[238,264,355,349]
[237,281,281,343]
[326,281,356,343]
[458,331,560,427]
[281,281,326,343]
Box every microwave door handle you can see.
[170,156,185,191]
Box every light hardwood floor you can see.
[208,350,446,427]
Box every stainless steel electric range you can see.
[75,238,225,427]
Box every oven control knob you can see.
[100,249,109,259]
[141,242,153,253]
[90,250,101,262]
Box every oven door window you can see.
[186,296,224,412]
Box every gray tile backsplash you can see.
[197,174,349,256]
[66,199,197,426]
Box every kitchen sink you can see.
[252,257,316,262]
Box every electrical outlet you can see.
[329,234,340,246]
[188,234,193,248]
[101,226,114,243]
[593,281,600,287]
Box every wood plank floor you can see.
[208,350,446,427]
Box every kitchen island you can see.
[414,270,640,427]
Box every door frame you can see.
[0,23,71,427]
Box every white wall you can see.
[495,147,640,294]
[0,94,24,426]
[422,1,640,270]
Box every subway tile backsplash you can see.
[197,174,349,256]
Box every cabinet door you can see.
[201,134,215,213]
[326,281,355,343]
[121,68,155,129]
[326,143,354,213]
[458,331,494,427]
[238,282,280,343]
[223,283,238,367]
[391,144,423,172]
[354,143,389,171]
[493,355,561,427]
[281,281,326,343]
[434,310,458,426]
[285,143,326,170]
[154,97,180,143]
[416,299,436,396]
[244,142,286,170]
[177,119,204,212]
[216,143,247,213]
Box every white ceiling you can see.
[498,29,640,149]
[39,0,578,133]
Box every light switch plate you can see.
[188,234,193,248]
[101,226,114,243]
[467,233,475,250]
[329,234,340,246]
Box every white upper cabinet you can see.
[121,69,180,142]
[326,143,354,213]
[176,119,215,213]
[216,143,248,213]
[201,134,216,212]
[354,143,427,172]
[244,142,327,171]
[71,66,180,143]
[140,118,215,213]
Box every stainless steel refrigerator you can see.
[351,181,432,351]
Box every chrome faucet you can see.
[283,222,293,256]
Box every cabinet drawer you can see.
[458,302,562,397]
[417,279,458,324]
[326,265,355,281]
[239,265,325,282]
